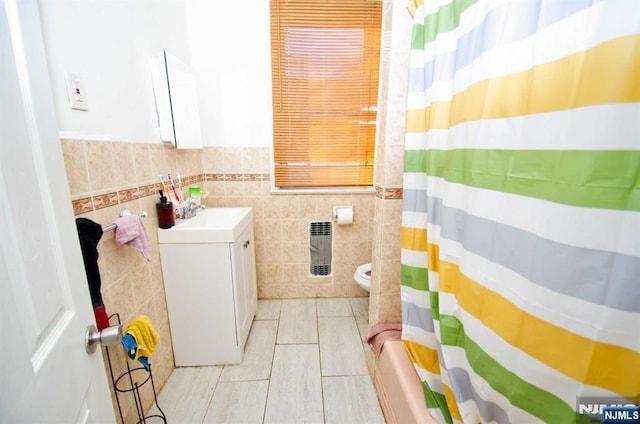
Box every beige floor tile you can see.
[349,297,369,319]
[150,366,221,423]
[264,344,324,424]
[317,298,353,317]
[349,297,370,341]
[220,320,277,382]
[154,296,384,424]
[256,299,282,320]
[322,375,385,424]
[203,380,268,424]
[277,299,318,344]
[318,317,368,376]
[364,341,376,376]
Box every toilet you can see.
[354,263,372,292]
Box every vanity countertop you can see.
[158,207,252,244]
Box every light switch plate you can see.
[64,71,88,111]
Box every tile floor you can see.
[150,298,385,424]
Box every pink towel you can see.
[366,323,403,356]
[114,214,149,260]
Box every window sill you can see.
[270,186,375,195]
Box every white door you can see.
[0,0,114,422]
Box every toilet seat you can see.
[354,263,371,292]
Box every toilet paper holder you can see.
[333,206,353,224]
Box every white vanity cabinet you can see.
[158,208,257,366]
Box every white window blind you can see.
[270,0,382,188]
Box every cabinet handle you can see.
[243,240,250,248]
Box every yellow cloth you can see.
[125,315,159,361]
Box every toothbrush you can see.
[167,172,179,202]
[177,173,182,196]
[159,175,174,203]
[167,172,181,203]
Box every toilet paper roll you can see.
[335,206,354,225]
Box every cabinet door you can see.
[160,243,236,365]
[243,227,257,320]
[232,226,257,350]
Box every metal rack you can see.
[104,313,166,424]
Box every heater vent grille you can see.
[310,221,332,236]
[312,264,330,276]
[309,221,332,276]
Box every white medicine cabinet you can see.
[150,50,203,149]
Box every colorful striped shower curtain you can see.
[400,0,640,423]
